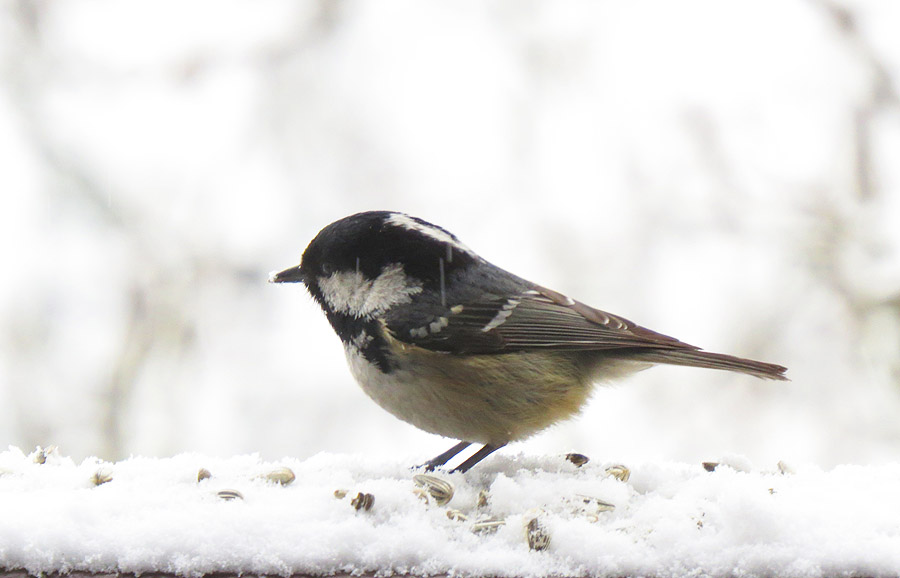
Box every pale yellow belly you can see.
[345,340,612,445]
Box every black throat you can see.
[325,310,394,373]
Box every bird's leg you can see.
[421,441,471,471]
[451,443,505,473]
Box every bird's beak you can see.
[268,265,305,284]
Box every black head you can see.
[270,211,480,316]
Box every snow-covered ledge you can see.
[1,447,898,578]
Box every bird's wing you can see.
[384,285,699,354]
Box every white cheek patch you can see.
[318,263,422,318]
[385,213,476,259]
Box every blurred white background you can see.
[1,0,899,468]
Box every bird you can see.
[270,211,787,473]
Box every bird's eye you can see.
[320,263,334,276]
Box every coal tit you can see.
[271,211,788,472]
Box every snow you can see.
[2,446,899,578]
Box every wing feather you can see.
[385,286,698,354]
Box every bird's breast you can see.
[342,334,599,445]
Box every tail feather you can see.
[629,349,789,381]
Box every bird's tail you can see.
[628,349,788,381]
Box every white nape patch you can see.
[481,298,520,332]
[385,213,476,257]
[318,263,422,318]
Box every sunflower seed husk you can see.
[565,453,590,467]
[33,446,58,464]
[217,489,244,501]
[446,509,468,522]
[264,466,296,486]
[525,516,551,551]
[777,460,795,475]
[92,467,113,486]
[576,494,616,513]
[605,464,630,482]
[413,474,454,506]
[351,492,375,511]
[471,517,506,534]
